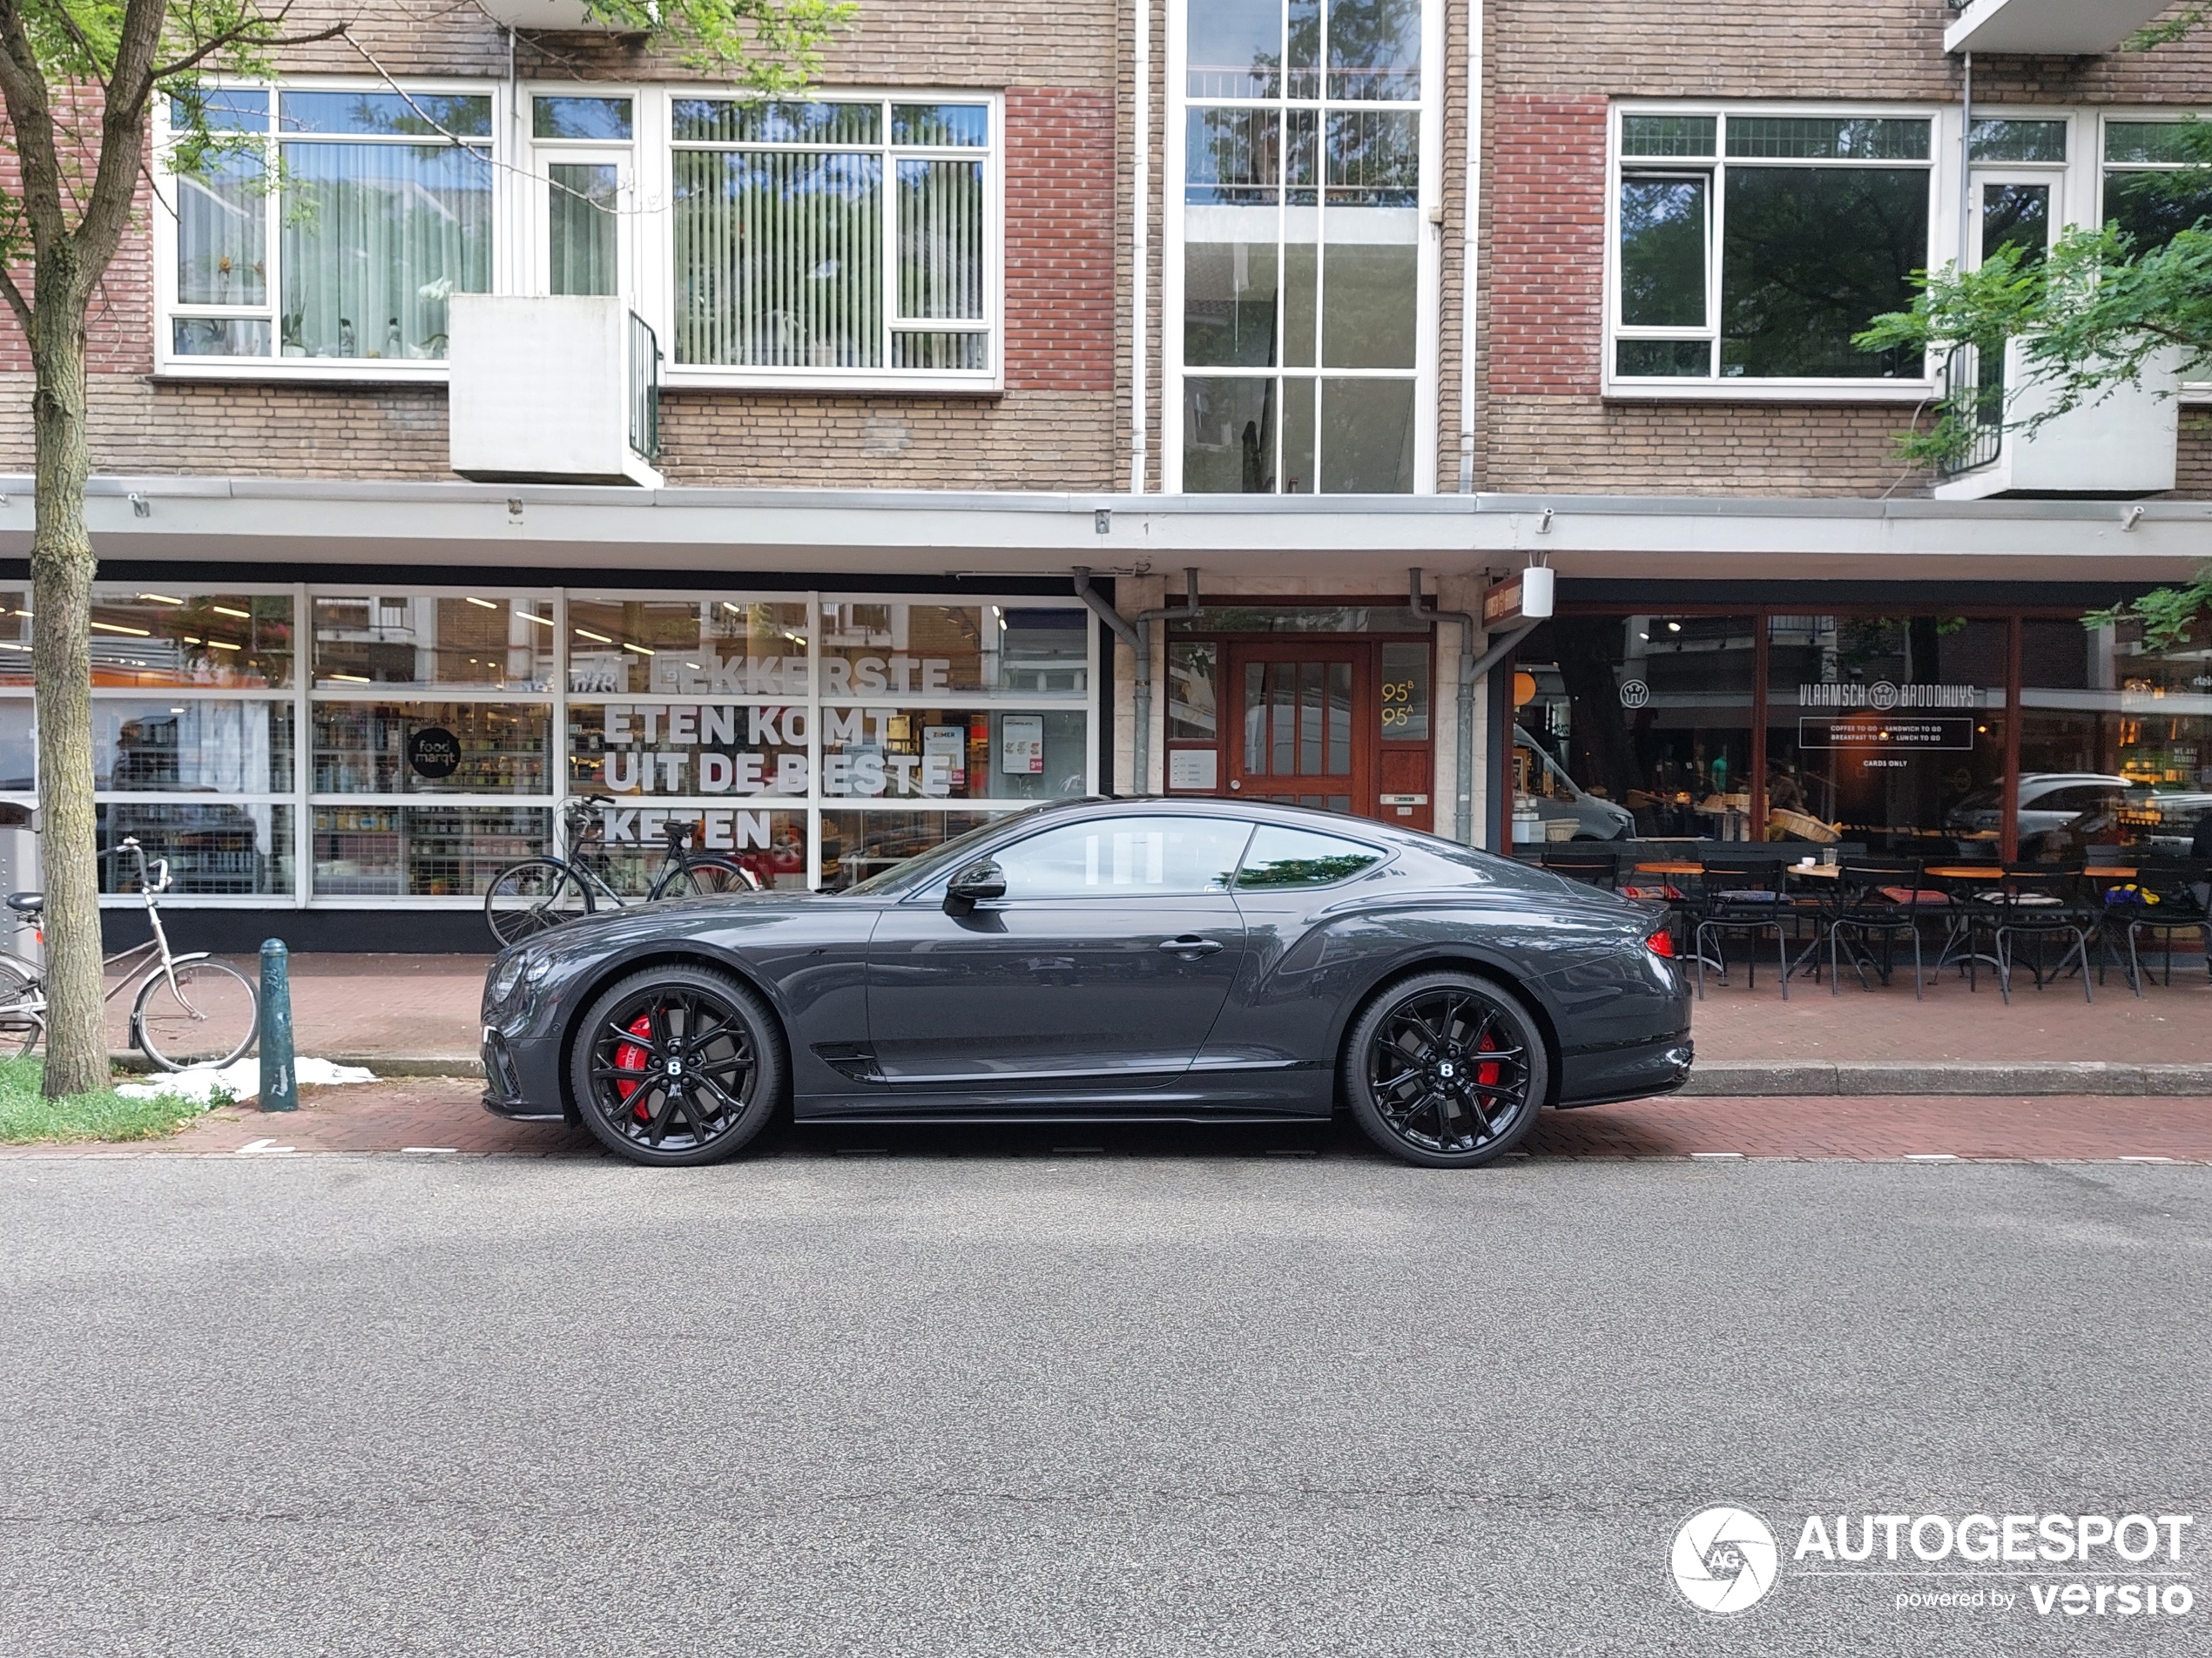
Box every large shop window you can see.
[1177,0,1429,493]
[2019,617,2211,858]
[671,98,995,377]
[1612,111,1932,384]
[0,590,1092,907]
[1512,614,2010,859]
[166,87,494,363]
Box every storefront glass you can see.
[2020,617,2212,856]
[1512,615,1755,841]
[0,585,1096,907]
[1767,617,2008,857]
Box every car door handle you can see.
[1158,936,1224,956]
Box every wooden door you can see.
[1225,643,1371,814]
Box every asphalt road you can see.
[1,1150,2205,1656]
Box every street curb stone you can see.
[1681,1060,2212,1097]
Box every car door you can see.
[865,812,1252,1088]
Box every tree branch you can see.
[0,262,32,339]
[151,20,352,84]
[0,1,71,254]
[73,0,174,282]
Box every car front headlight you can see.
[488,954,525,1007]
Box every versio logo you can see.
[1673,1506,1780,1614]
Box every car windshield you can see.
[840,805,1051,897]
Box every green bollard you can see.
[259,939,296,1113]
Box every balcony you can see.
[1933,336,2180,500]
[469,2,637,28]
[1945,0,2173,56]
[448,296,664,489]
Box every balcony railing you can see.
[629,312,662,463]
[1940,343,2006,478]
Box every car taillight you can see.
[1646,929,1676,960]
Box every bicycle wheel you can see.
[133,960,258,1073]
[485,859,593,947]
[0,956,44,1058]
[651,856,756,901]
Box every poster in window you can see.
[924,724,966,786]
[999,715,1044,775]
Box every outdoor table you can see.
[1632,861,1703,877]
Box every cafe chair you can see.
[1540,848,1622,891]
[1808,861,1945,1000]
[1979,864,2101,1005]
[2112,859,2212,994]
[1690,856,1797,1001]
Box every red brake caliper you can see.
[612,1013,654,1119]
[1476,1030,1501,1091]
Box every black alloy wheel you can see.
[1343,971,1548,1168]
[570,966,785,1166]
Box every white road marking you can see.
[401,1147,460,1155]
[1905,1153,1960,1162]
[234,1139,296,1156]
[1689,1151,1743,1160]
[2119,1155,2175,1163]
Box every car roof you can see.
[1015,794,1424,849]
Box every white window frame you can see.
[152,77,512,383]
[2094,110,2212,399]
[651,88,1006,395]
[1605,100,1951,402]
[520,86,641,302]
[1163,0,1444,494]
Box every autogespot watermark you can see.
[1670,1506,2196,1621]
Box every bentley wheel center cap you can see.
[1438,1061,1456,1080]
[666,1057,684,1076]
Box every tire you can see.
[486,858,593,947]
[0,956,44,1058]
[651,856,757,901]
[133,960,258,1072]
[569,965,785,1167]
[1341,971,1549,1169]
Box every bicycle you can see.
[0,839,260,1071]
[483,799,760,947]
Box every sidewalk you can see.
[130,952,2212,1095]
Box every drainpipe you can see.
[1076,567,1201,794]
[1410,567,1534,846]
[1959,51,1973,273]
[1459,0,1483,492]
[1130,0,1151,494]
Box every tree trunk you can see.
[29,280,104,1098]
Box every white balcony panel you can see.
[1936,338,2180,500]
[448,296,662,489]
[470,2,631,30]
[1945,0,2172,56]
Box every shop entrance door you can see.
[1224,643,1371,815]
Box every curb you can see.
[1680,1060,2212,1097]
[107,1053,483,1078]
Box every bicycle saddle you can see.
[6,891,42,916]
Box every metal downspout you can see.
[1409,568,1536,845]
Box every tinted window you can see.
[993,816,1251,900]
[1236,825,1384,888]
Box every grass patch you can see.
[0,1055,209,1144]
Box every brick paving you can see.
[10,1075,2204,1163]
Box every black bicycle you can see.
[483,801,760,947]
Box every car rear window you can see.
[1235,826,1385,889]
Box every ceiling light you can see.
[1667,621,1683,633]
[91,621,152,637]
[520,610,553,627]
[211,604,251,619]
[327,672,370,684]
[622,642,655,657]
[171,706,185,713]
[140,592,185,605]
[207,639,240,651]
[465,596,497,610]
[574,627,613,644]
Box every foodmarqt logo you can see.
[1672,1506,1779,1614]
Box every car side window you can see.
[989,816,1253,900]
[1236,825,1385,890]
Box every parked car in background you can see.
[1514,728,1635,841]
[1946,773,2132,850]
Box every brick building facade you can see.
[0,1,2206,944]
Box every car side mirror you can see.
[945,859,1007,907]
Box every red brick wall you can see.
[1003,86,1116,393]
[1485,94,1607,399]
[0,84,153,378]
